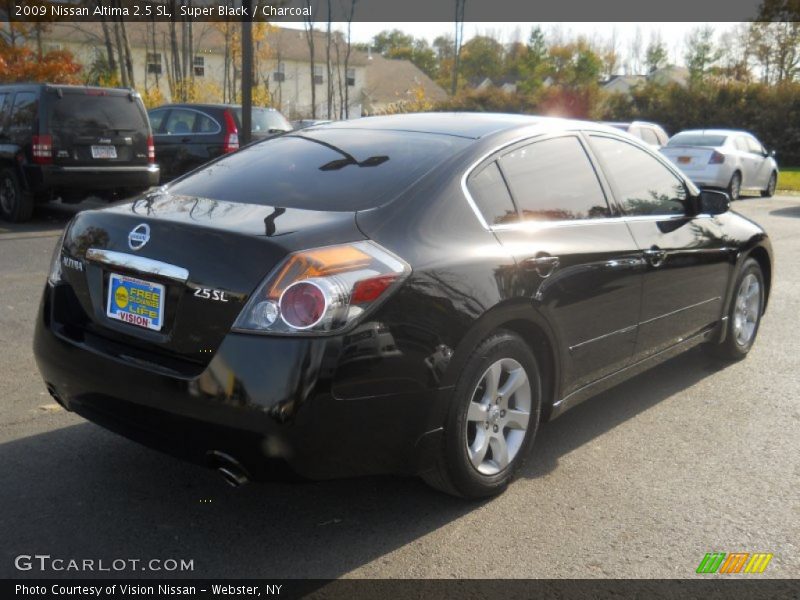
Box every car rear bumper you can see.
[33,284,449,481]
[29,164,160,193]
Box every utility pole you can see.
[241,0,253,145]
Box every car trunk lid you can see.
[58,193,365,367]
[661,146,718,172]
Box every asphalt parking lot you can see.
[0,195,798,580]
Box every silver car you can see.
[661,129,779,200]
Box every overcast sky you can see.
[281,22,738,68]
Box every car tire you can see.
[421,330,542,498]
[727,171,742,201]
[707,258,765,361]
[761,172,777,198]
[0,168,34,223]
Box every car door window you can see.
[654,127,669,146]
[164,109,197,135]
[498,136,610,221]
[0,93,9,133]
[467,161,518,226]
[8,92,37,141]
[590,135,687,217]
[148,109,168,134]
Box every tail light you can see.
[32,134,53,165]
[47,226,69,285]
[147,135,155,163]
[222,110,239,153]
[233,241,411,334]
[708,151,725,164]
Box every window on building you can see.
[193,56,205,77]
[346,68,356,87]
[147,53,162,75]
[273,62,286,83]
[313,65,323,85]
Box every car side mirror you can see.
[698,190,730,215]
[769,149,777,158]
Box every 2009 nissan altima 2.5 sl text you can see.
[33,113,773,498]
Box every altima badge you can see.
[128,223,151,251]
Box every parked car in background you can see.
[661,129,779,200]
[148,104,292,181]
[35,114,773,498]
[0,84,158,222]
[291,119,333,130]
[601,121,669,148]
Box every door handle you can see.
[180,137,191,143]
[522,255,560,277]
[644,247,667,267]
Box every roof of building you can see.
[361,54,448,106]
[46,23,370,66]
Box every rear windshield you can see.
[168,128,471,211]
[233,108,292,133]
[667,133,727,147]
[48,91,148,135]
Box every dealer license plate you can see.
[91,145,117,159]
[106,273,165,331]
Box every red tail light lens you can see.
[147,135,155,163]
[280,281,327,329]
[708,151,725,164]
[233,241,411,334]
[222,110,239,153]
[32,134,53,165]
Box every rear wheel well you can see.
[747,246,772,310]
[497,319,558,422]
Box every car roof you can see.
[307,112,621,140]
[674,129,752,137]
[152,103,281,111]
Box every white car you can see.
[661,129,779,200]
[602,121,669,149]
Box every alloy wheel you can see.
[0,176,15,214]
[733,273,761,346]
[465,358,531,476]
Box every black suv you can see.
[0,84,160,222]
[148,104,292,181]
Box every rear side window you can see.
[590,136,687,217]
[168,128,470,211]
[164,109,197,135]
[49,92,148,136]
[498,136,610,221]
[467,162,518,226]
[654,127,669,146]
[9,92,37,139]
[639,128,659,146]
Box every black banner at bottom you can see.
[4,579,800,600]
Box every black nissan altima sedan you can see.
[34,113,773,498]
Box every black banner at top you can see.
[3,0,797,23]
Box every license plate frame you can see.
[91,145,117,159]
[106,273,165,332]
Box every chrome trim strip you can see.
[85,248,189,283]
[459,128,704,232]
[54,166,159,173]
[639,297,721,326]
[569,324,638,352]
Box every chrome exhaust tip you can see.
[206,450,250,487]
